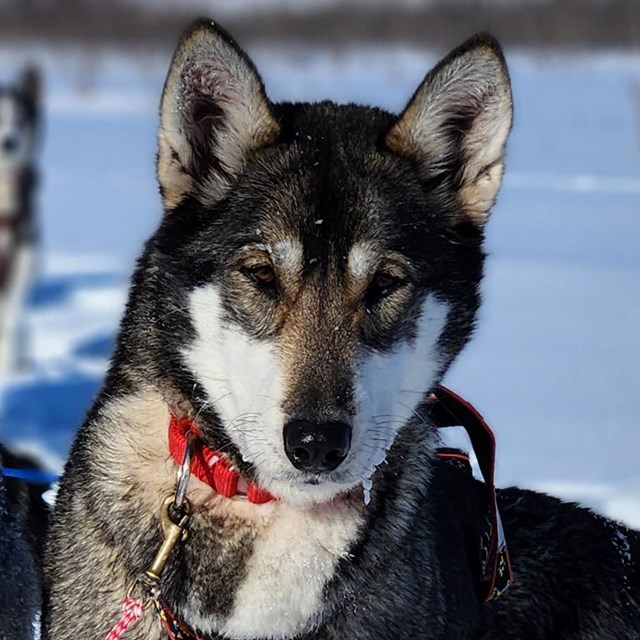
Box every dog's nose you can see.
[2,136,18,153]
[283,420,351,472]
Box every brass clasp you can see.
[144,495,190,583]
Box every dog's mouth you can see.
[237,433,394,507]
[187,454,365,509]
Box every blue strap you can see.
[1,467,59,485]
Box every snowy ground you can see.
[0,45,639,527]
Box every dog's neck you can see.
[88,385,370,638]
[69,362,455,639]
[0,165,27,218]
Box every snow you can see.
[0,45,638,528]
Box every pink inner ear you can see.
[181,60,230,105]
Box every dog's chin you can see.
[262,476,362,509]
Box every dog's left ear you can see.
[19,67,41,116]
[386,34,512,228]
[158,19,279,211]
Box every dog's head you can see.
[0,67,41,173]
[149,20,512,506]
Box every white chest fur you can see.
[188,499,364,640]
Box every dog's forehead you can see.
[225,103,431,262]
[236,166,392,273]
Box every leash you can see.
[104,597,145,640]
[154,598,205,640]
[105,386,512,638]
[0,466,60,485]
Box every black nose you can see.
[2,136,18,153]
[283,420,351,472]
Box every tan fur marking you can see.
[157,135,194,211]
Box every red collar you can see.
[168,415,275,504]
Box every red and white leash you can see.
[104,597,145,640]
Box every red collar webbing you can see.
[167,415,275,504]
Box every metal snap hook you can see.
[174,431,195,513]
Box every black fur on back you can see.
[0,445,48,640]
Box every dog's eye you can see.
[366,272,404,305]
[247,265,277,287]
[373,273,398,292]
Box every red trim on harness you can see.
[435,451,470,463]
[154,597,205,640]
[168,415,275,504]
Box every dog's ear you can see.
[158,19,279,211]
[386,34,512,228]
[19,66,41,117]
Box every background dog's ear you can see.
[19,66,41,122]
[158,19,279,211]
[386,34,512,228]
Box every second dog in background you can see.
[0,67,41,382]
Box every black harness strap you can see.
[430,385,514,603]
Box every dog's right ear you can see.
[158,20,279,212]
[386,34,512,229]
